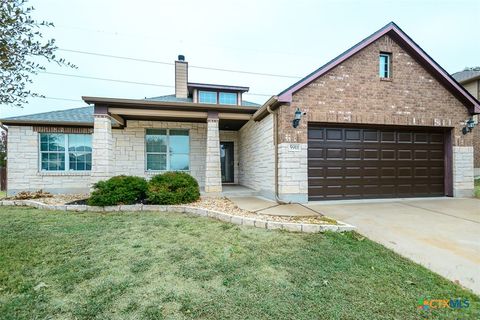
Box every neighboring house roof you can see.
[275,21,480,114]
[1,106,95,126]
[146,94,260,107]
[452,68,480,84]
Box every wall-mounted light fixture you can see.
[292,108,306,128]
[462,117,476,135]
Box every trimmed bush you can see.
[146,172,200,205]
[88,175,148,206]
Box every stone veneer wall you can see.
[277,143,308,203]
[112,120,207,186]
[91,116,113,185]
[238,115,275,198]
[453,146,474,197]
[204,118,222,193]
[219,130,239,184]
[7,126,91,195]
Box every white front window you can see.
[145,129,190,171]
[39,133,92,171]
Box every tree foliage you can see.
[0,0,75,107]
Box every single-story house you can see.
[452,67,480,177]
[2,22,479,202]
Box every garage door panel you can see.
[308,125,445,200]
[307,148,324,158]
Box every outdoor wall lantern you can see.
[462,117,476,135]
[292,108,306,128]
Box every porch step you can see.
[221,185,259,197]
[201,185,259,197]
[222,188,259,197]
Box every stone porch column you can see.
[204,113,222,193]
[91,114,113,185]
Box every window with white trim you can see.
[198,91,217,104]
[379,53,391,78]
[219,92,237,105]
[145,129,190,171]
[39,133,92,171]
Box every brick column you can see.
[204,114,222,193]
[91,115,113,185]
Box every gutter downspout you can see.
[266,102,288,205]
[263,99,323,216]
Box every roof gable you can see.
[277,22,480,114]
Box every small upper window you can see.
[379,53,391,78]
[198,91,217,104]
[219,92,237,105]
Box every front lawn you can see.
[0,207,477,319]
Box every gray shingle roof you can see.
[1,106,95,124]
[146,94,260,107]
[452,68,480,83]
[146,94,193,103]
[1,94,261,126]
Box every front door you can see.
[220,142,234,183]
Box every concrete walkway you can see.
[229,196,320,216]
[308,198,480,294]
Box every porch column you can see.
[204,112,222,193]
[91,114,113,185]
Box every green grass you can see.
[475,178,480,198]
[0,191,5,199]
[0,207,478,319]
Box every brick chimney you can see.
[175,55,188,99]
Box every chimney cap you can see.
[178,54,185,61]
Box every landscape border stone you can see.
[0,200,356,233]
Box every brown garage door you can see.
[308,124,445,200]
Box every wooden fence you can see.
[0,166,6,191]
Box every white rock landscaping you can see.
[0,199,356,233]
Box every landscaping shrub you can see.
[146,172,200,205]
[88,175,148,206]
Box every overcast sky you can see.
[1,0,479,119]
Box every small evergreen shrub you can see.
[88,175,148,206]
[147,172,200,205]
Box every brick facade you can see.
[276,35,474,200]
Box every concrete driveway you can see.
[308,198,480,294]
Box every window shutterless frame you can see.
[145,128,191,172]
[197,90,238,105]
[38,133,92,172]
[379,52,391,78]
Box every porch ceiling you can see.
[107,107,251,130]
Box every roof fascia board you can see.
[83,96,258,113]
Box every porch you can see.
[84,96,262,195]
